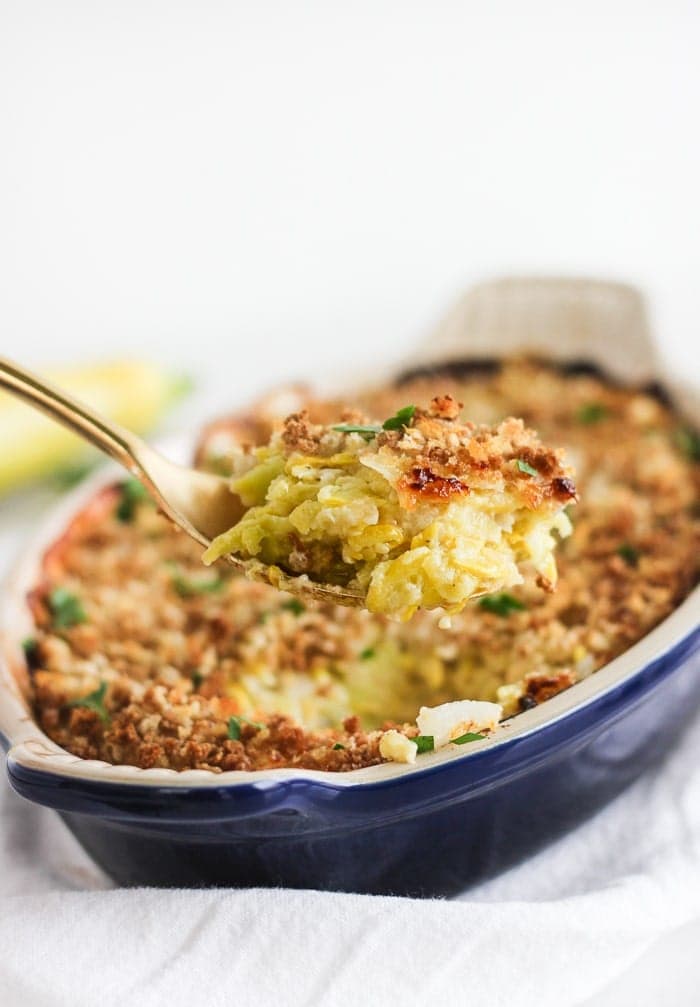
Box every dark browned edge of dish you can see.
[395,355,677,410]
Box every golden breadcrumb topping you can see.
[26,359,698,772]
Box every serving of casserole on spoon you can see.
[0,358,575,619]
[202,395,577,619]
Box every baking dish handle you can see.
[406,276,661,385]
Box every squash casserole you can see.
[25,359,699,773]
[202,396,577,619]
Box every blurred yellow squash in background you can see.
[0,360,191,495]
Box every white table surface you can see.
[1,2,699,1003]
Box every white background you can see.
[0,0,699,403]
[1,2,699,1004]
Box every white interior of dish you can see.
[1,277,698,789]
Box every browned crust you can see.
[275,395,577,512]
[24,359,699,773]
[397,467,470,507]
[28,486,121,629]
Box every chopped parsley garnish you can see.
[515,459,539,477]
[479,592,526,617]
[49,587,87,629]
[332,405,416,441]
[577,402,609,425]
[617,543,640,567]
[331,423,381,440]
[382,405,416,431]
[227,715,265,741]
[191,670,204,690]
[67,681,109,723]
[116,477,150,522]
[171,570,225,598]
[674,427,700,462]
[282,598,305,616]
[414,735,435,754]
[359,647,375,661]
[332,743,346,751]
[452,731,486,745]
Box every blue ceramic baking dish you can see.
[1,278,698,897]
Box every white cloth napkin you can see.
[1,492,700,1007]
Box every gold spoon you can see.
[0,356,363,606]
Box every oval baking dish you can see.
[1,278,698,897]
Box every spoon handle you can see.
[0,356,142,474]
